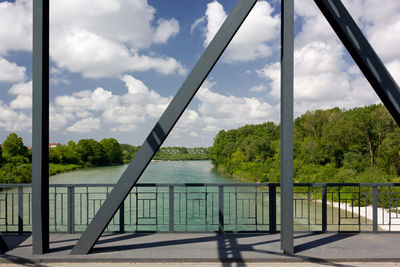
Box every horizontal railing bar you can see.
[2,182,400,188]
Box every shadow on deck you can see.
[1,232,400,264]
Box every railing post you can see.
[219,186,224,233]
[269,185,276,233]
[119,202,125,233]
[373,186,378,233]
[18,187,23,234]
[322,185,327,232]
[67,186,75,234]
[169,186,174,232]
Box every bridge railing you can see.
[1,183,400,234]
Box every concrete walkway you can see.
[1,233,400,264]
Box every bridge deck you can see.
[1,233,400,263]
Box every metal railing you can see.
[1,183,400,234]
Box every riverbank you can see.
[49,163,83,176]
[327,200,400,231]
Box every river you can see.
[49,160,240,184]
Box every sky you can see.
[0,0,399,147]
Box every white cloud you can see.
[52,75,171,133]
[46,75,277,143]
[0,58,26,83]
[0,0,185,78]
[369,20,400,61]
[49,0,185,77]
[51,29,186,78]
[67,117,101,133]
[0,0,32,55]
[387,60,400,84]
[50,0,179,49]
[196,83,274,132]
[9,81,31,96]
[249,84,267,93]
[8,81,31,110]
[193,0,280,62]
[153,18,180,44]
[50,105,74,131]
[0,100,31,131]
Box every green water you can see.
[49,160,240,184]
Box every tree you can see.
[120,144,140,163]
[2,133,29,163]
[100,138,123,165]
[0,146,3,167]
[76,139,106,166]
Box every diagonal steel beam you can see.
[315,0,400,126]
[71,0,258,254]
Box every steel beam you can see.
[280,0,294,255]
[32,0,50,255]
[314,0,400,126]
[71,0,258,254]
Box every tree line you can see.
[0,134,209,184]
[210,104,400,184]
[120,145,209,162]
[0,135,125,183]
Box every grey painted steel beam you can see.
[314,0,400,126]
[280,0,294,255]
[32,0,49,255]
[71,0,258,254]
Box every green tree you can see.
[0,163,32,183]
[100,138,123,165]
[120,144,140,163]
[0,146,3,167]
[2,133,29,162]
[75,139,106,166]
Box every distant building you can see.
[25,143,60,150]
[48,143,61,149]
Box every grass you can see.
[49,163,82,176]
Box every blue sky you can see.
[0,0,399,147]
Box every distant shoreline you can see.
[50,159,211,176]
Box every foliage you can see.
[2,133,29,161]
[0,163,31,183]
[120,145,210,162]
[49,163,82,176]
[100,138,123,165]
[211,104,400,184]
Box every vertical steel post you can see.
[321,185,327,232]
[218,186,224,233]
[68,187,75,234]
[119,202,125,233]
[269,185,276,233]
[32,0,49,254]
[280,0,294,254]
[372,186,378,233]
[169,186,174,232]
[18,187,24,234]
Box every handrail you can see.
[1,183,400,234]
